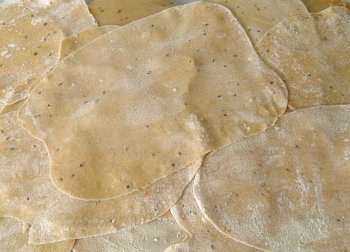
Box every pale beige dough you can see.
[87,0,308,45]
[0,218,74,252]
[0,0,96,105]
[0,110,202,244]
[59,25,118,60]
[302,0,331,11]
[302,0,349,12]
[87,0,176,26]
[72,217,186,252]
[210,0,308,44]
[0,102,4,114]
[18,2,287,200]
[193,105,350,251]
[0,99,25,115]
[258,7,350,110]
[165,181,261,252]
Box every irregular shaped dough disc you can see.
[87,0,176,26]
[18,2,287,200]
[211,0,308,44]
[0,218,74,252]
[194,105,350,251]
[73,217,186,252]
[0,111,202,244]
[258,7,350,110]
[166,182,260,252]
[0,0,96,105]
[59,26,118,60]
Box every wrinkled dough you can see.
[194,105,350,251]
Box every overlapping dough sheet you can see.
[0,0,97,105]
[18,2,287,200]
[194,105,350,251]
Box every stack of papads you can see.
[0,0,97,105]
[18,1,287,201]
[1,0,350,251]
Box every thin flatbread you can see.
[302,0,349,12]
[0,111,202,244]
[0,102,4,114]
[18,2,287,200]
[0,99,25,115]
[59,26,118,60]
[63,0,310,64]
[0,218,74,252]
[87,0,308,45]
[211,0,308,44]
[72,217,186,252]
[0,0,96,105]
[302,0,331,11]
[166,182,260,252]
[193,105,350,251]
[257,7,350,110]
[87,0,175,26]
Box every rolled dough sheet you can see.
[166,181,261,252]
[0,0,96,105]
[59,25,118,60]
[194,105,350,251]
[257,7,350,110]
[0,217,74,252]
[72,217,187,252]
[87,0,308,45]
[18,1,287,200]
[0,102,4,114]
[302,0,331,11]
[302,0,349,12]
[0,111,202,244]
[0,99,25,115]
[87,0,176,26]
[211,0,308,44]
